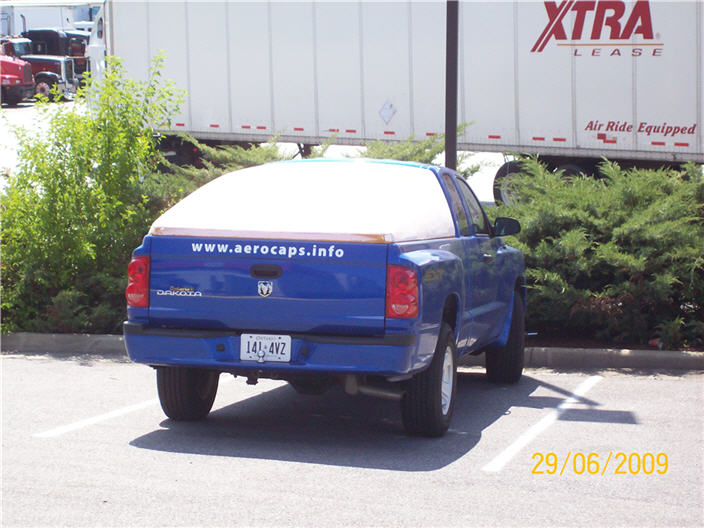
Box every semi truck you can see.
[20,28,90,77]
[88,1,703,201]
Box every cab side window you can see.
[456,178,490,235]
[442,174,470,236]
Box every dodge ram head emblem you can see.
[257,281,273,298]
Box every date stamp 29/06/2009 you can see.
[532,452,669,476]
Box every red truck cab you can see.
[0,41,33,106]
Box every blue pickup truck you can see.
[124,159,525,437]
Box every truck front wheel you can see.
[156,367,219,420]
[401,322,457,437]
[35,80,53,98]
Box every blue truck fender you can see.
[489,268,526,349]
[392,248,464,372]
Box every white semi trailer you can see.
[89,0,703,200]
[0,1,97,34]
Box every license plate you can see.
[240,334,291,363]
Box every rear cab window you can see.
[455,178,490,236]
[441,173,470,236]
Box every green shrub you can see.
[1,55,183,334]
[362,133,446,164]
[360,126,480,179]
[492,158,704,348]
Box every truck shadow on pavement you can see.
[130,371,636,471]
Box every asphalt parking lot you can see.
[2,353,702,527]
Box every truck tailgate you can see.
[148,236,388,335]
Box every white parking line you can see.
[33,398,160,438]
[34,375,234,438]
[482,375,603,472]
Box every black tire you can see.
[555,164,584,177]
[35,80,53,98]
[288,376,333,395]
[485,293,525,384]
[401,322,457,437]
[156,367,220,421]
[493,161,523,205]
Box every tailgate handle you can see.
[250,264,282,279]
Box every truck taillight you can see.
[385,265,418,319]
[126,256,150,308]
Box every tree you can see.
[1,54,183,333]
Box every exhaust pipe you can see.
[343,375,403,402]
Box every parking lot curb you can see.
[459,346,704,370]
[525,346,704,370]
[2,332,703,370]
[1,332,127,357]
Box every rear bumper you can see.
[123,322,420,376]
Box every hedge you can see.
[491,158,704,349]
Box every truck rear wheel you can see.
[401,322,457,437]
[156,367,219,420]
[485,293,525,383]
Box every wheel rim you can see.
[35,82,50,96]
[441,346,454,415]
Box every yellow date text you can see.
[531,452,669,476]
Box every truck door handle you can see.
[482,253,495,264]
[250,264,282,279]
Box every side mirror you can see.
[493,217,521,237]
